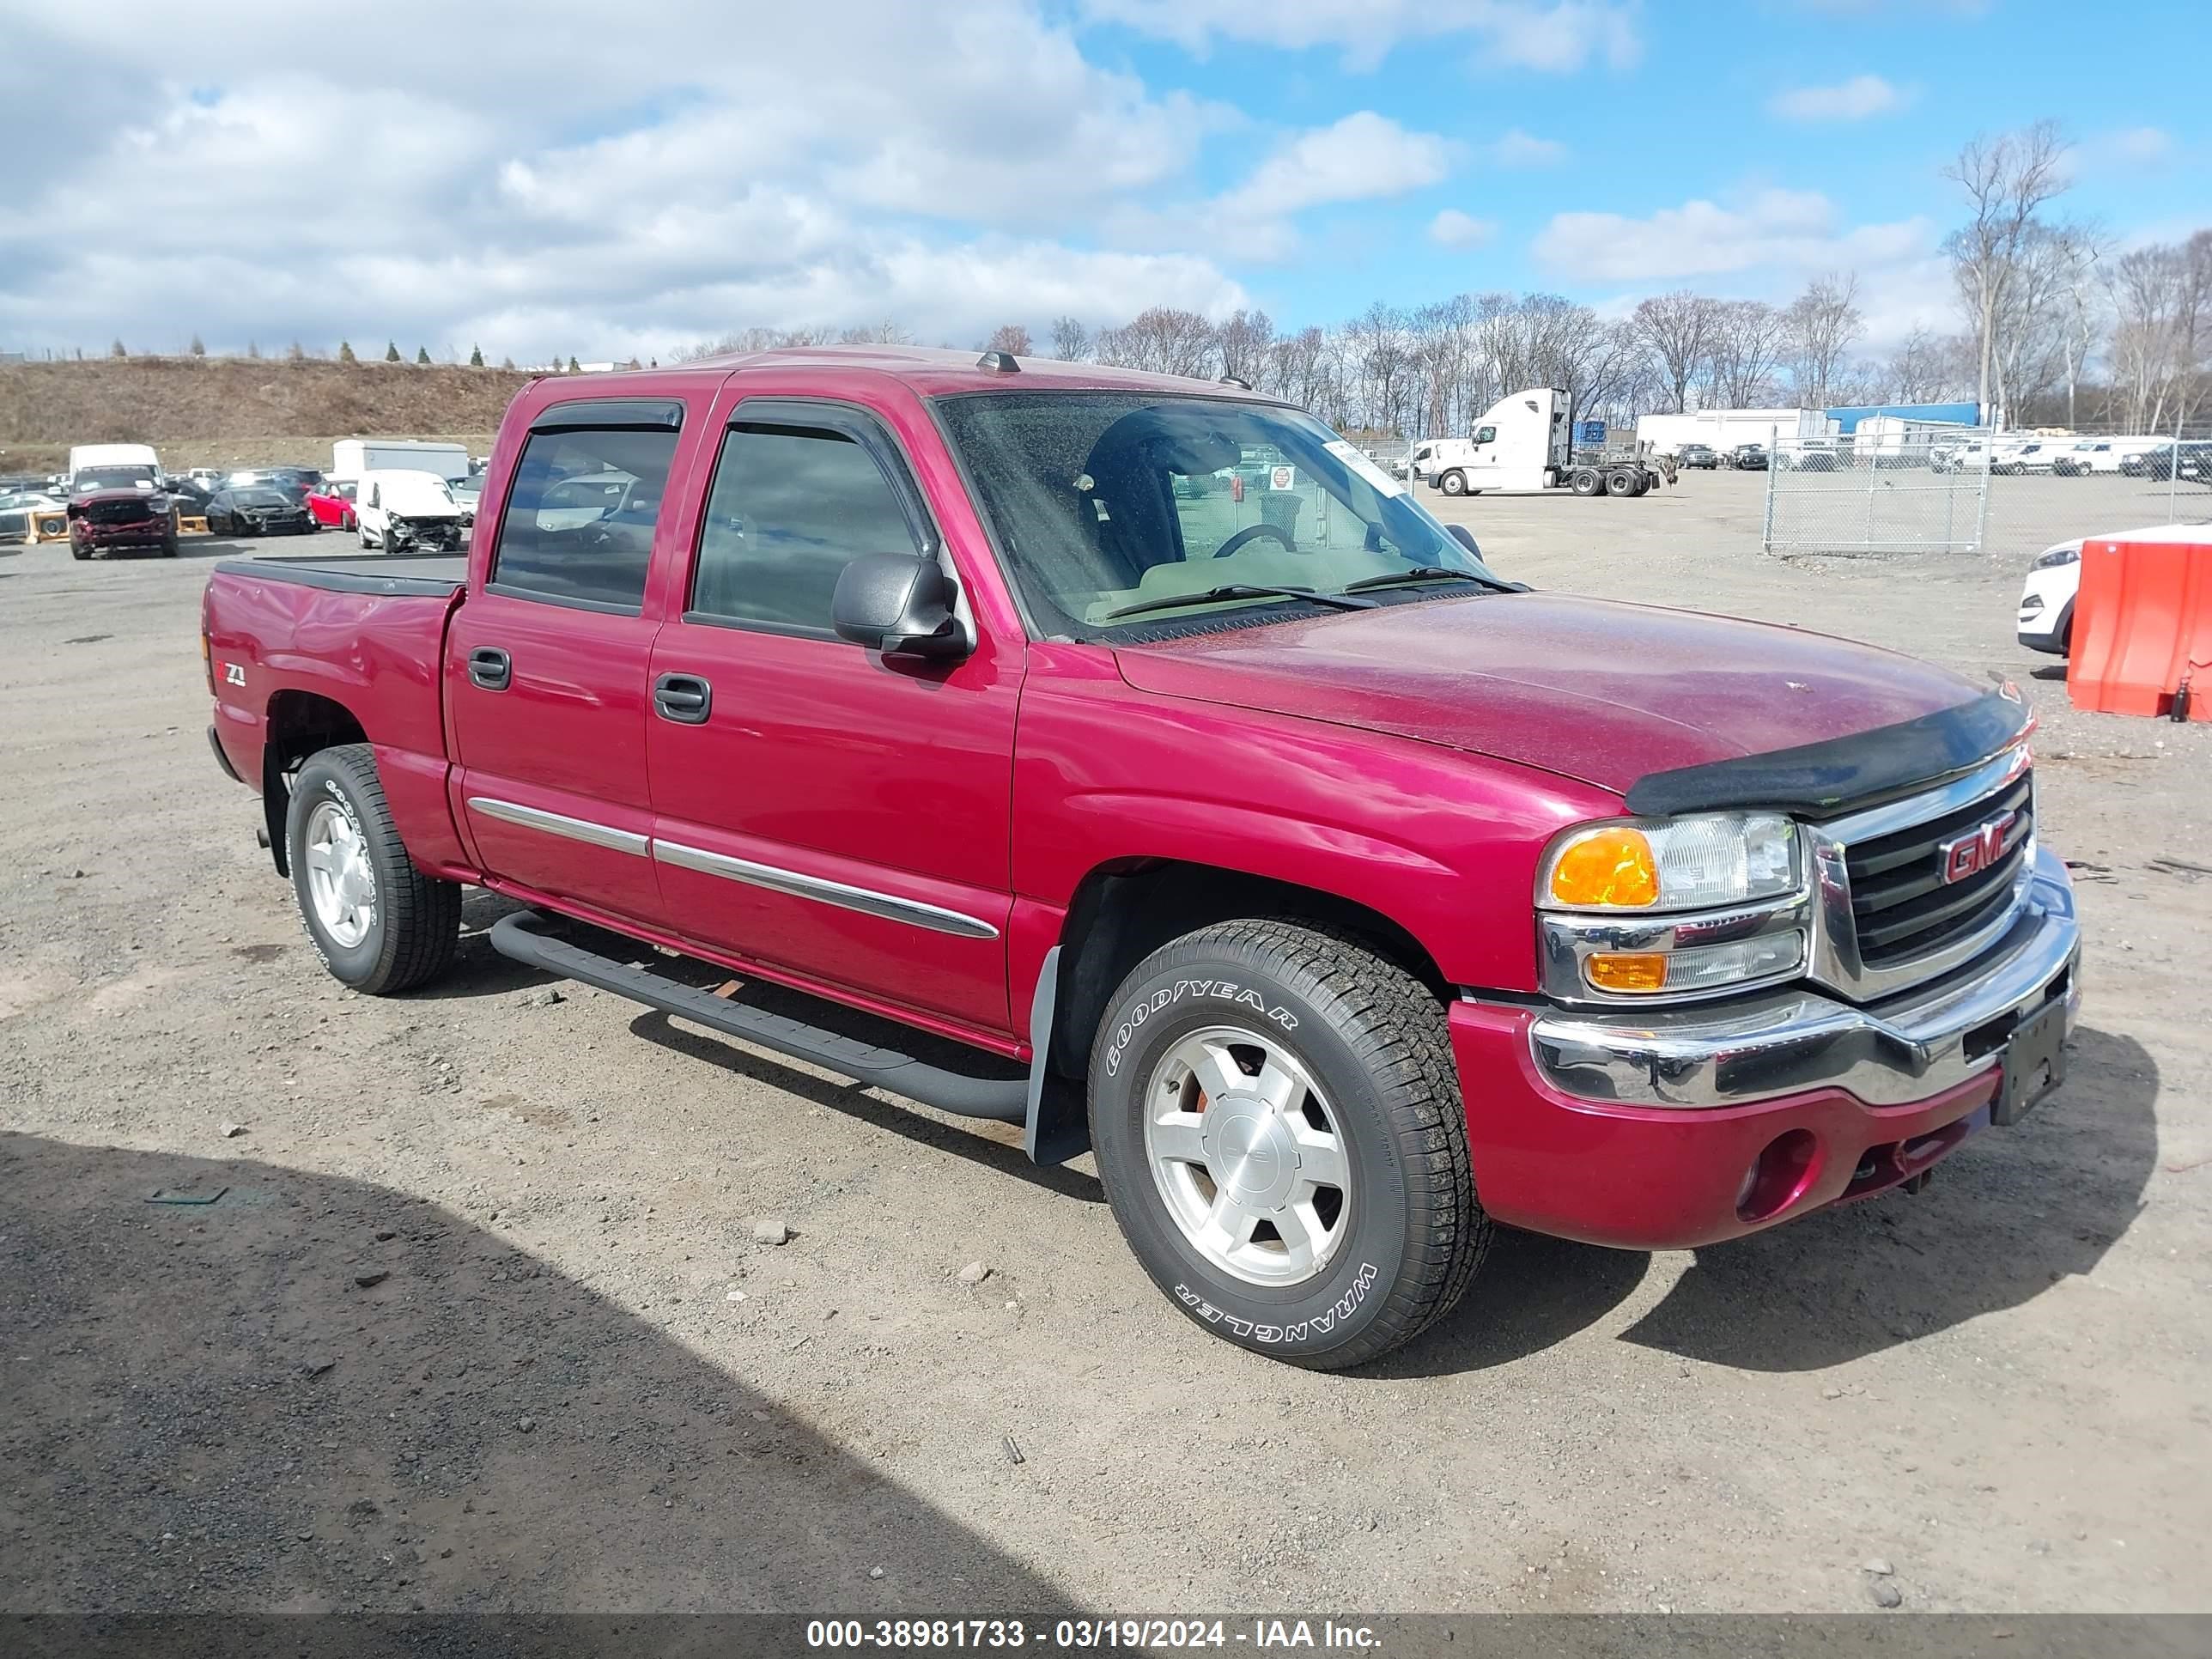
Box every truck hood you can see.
[1110,592,1985,798]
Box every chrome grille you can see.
[1844,769,2033,967]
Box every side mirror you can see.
[832,552,969,659]
[1447,524,1483,559]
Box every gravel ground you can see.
[2,471,2208,1615]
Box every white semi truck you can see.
[1411,388,1657,499]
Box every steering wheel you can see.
[1212,522,1299,559]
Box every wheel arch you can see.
[1044,858,1450,1086]
[259,690,369,875]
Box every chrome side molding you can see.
[468,796,650,857]
[653,838,1002,940]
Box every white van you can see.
[331,439,471,490]
[66,442,163,495]
[356,468,467,552]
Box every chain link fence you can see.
[1762,422,2212,558]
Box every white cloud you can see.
[1102,111,1458,264]
[1534,188,1929,282]
[1238,112,1457,216]
[2100,126,2173,163]
[1429,210,1498,249]
[1486,128,1569,167]
[0,0,1250,357]
[1768,74,1910,121]
[1079,0,1640,73]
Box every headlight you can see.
[1537,813,1809,1001]
[2033,546,2080,569]
[1539,813,1801,913]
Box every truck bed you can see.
[210,552,465,595]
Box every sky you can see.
[0,0,2202,365]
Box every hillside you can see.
[0,357,538,475]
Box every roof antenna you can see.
[1218,374,1253,391]
[977,349,1021,374]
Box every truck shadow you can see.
[1387,1025,2159,1377]
[0,1131,1070,1614]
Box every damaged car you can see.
[356,468,468,552]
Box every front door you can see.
[448,408,691,928]
[644,397,1020,1036]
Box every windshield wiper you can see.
[1339,567,1506,595]
[1100,583,1376,622]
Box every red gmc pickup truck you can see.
[202,346,2080,1369]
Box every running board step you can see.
[489,909,1029,1124]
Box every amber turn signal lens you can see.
[1547,826,1658,908]
[1586,951,1668,992]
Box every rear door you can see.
[643,390,1021,1036]
[447,396,699,928]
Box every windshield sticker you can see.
[1325,441,1406,497]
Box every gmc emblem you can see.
[1941,811,2016,884]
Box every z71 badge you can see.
[222,663,246,687]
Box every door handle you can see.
[653,672,713,724]
[468,647,511,691]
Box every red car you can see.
[304,479,357,530]
[200,346,2080,1370]
[69,488,177,558]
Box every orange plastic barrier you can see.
[2068,526,2212,721]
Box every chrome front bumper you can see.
[1528,845,2080,1109]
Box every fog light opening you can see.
[1736,1128,1820,1223]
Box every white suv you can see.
[2016,538,2081,656]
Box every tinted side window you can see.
[689,423,919,633]
[1474,425,1497,443]
[491,427,680,610]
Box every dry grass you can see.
[0,356,536,473]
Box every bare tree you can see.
[1632,291,1718,411]
[1264,326,1333,411]
[1096,307,1219,379]
[1784,272,1863,406]
[2106,233,2212,434]
[1048,315,1092,362]
[1216,309,1274,386]
[1942,120,2070,421]
[985,324,1034,356]
[1704,301,1790,407]
[1881,326,1972,404]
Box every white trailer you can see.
[331,439,471,488]
[1413,388,1657,499]
[1636,408,1827,459]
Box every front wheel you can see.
[287,744,460,994]
[1089,919,1488,1370]
[1437,470,1467,496]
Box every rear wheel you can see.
[1088,919,1488,1370]
[287,744,460,995]
[1569,467,1602,497]
[1438,470,1468,496]
[1604,466,1638,496]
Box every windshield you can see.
[75,465,157,491]
[232,489,291,507]
[936,392,1498,635]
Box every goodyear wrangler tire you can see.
[286,744,460,995]
[1089,919,1488,1370]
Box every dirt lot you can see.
[2,471,2209,1617]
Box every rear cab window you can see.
[488,402,685,612]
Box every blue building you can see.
[1825,401,1981,434]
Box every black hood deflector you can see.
[1623,688,2032,819]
